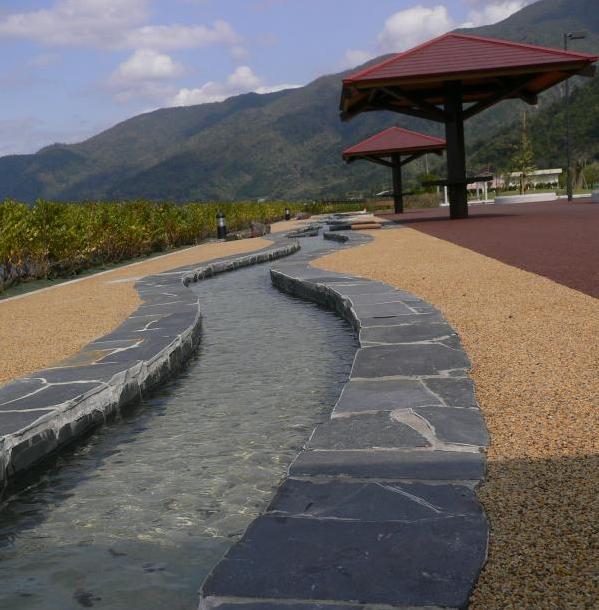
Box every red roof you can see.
[345,33,598,84]
[343,126,445,160]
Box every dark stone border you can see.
[0,238,300,490]
[323,231,349,243]
[200,232,489,610]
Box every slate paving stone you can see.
[0,410,53,435]
[305,276,361,284]
[208,600,364,610]
[351,345,470,378]
[0,382,102,411]
[96,315,171,338]
[360,321,456,344]
[269,478,483,521]
[138,292,190,305]
[86,337,143,351]
[290,448,485,480]
[414,407,489,447]
[135,302,198,317]
[97,337,175,365]
[332,282,395,296]
[352,302,415,318]
[201,514,488,609]
[143,311,198,332]
[29,362,135,384]
[0,378,46,406]
[437,335,463,350]
[410,304,438,313]
[358,311,445,327]
[333,378,441,414]
[422,377,478,408]
[347,292,417,305]
[308,412,429,450]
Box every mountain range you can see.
[1,0,598,203]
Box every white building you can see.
[506,168,563,188]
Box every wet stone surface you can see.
[351,344,470,378]
[269,478,484,521]
[202,514,488,609]
[307,411,430,450]
[290,447,486,480]
[332,378,442,414]
[202,231,489,610]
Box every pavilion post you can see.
[391,153,404,214]
[444,81,468,219]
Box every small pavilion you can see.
[342,126,445,214]
[340,33,598,219]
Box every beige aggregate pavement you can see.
[313,227,598,610]
[0,236,277,386]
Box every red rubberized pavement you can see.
[377,200,599,298]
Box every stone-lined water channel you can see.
[0,240,357,610]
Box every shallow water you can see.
[0,240,357,610]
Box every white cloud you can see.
[109,49,185,103]
[342,49,375,68]
[112,49,184,82]
[125,20,240,51]
[227,65,261,90]
[255,83,301,94]
[345,0,533,66]
[0,0,240,51]
[466,1,528,27]
[169,66,300,106]
[230,45,250,62]
[0,0,148,48]
[378,5,455,52]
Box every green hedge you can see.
[0,199,364,291]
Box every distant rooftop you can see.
[343,126,445,161]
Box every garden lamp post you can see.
[563,31,587,202]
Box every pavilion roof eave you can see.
[339,66,592,120]
[343,144,445,161]
[344,149,442,169]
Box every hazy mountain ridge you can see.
[1,0,597,202]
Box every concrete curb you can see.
[200,232,489,610]
[0,238,300,490]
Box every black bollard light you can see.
[216,211,227,239]
[284,207,291,221]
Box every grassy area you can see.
[0,199,363,293]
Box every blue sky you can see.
[0,0,534,156]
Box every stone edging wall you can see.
[200,245,489,610]
[0,239,300,491]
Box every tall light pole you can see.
[563,31,587,202]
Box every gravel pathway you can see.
[313,227,598,610]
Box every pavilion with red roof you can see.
[340,33,598,219]
[343,126,445,214]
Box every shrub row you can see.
[0,199,364,291]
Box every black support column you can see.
[444,81,468,219]
[391,153,403,214]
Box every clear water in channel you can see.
[0,239,357,610]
